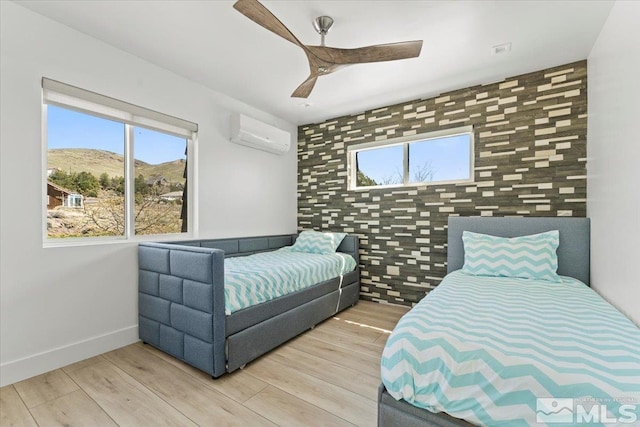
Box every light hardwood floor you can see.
[1,301,409,427]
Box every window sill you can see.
[43,232,195,249]
[349,178,475,191]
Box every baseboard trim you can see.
[0,325,138,387]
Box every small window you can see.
[356,144,403,186]
[43,78,197,243]
[348,126,473,189]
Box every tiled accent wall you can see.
[297,61,587,306]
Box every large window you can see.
[348,126,473,189]
[43,78,197,242]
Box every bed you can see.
[378,217,640,426]
[138,231,360,378]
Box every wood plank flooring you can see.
[1,301,409,427]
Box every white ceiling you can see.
[15,0,613,125]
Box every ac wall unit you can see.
[230,113,291,155]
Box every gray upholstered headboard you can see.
[447,217,591,285]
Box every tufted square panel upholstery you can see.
[183,279,212,313]
[269,235,293,248]
[159,275,183,303]
[201,239,239,254]
[139,316,160,346]
[238,238,269,253]
[160,324,184,359]
[185,335,213,374]
[139,270,160,296]
[171,304,213,343]
[170,251,213,283]
[139,246,170,274]
[139,293,170,325]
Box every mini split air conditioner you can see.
[230,113,291,155]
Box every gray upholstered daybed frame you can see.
[378,216,591,427]
[138,233,360,378]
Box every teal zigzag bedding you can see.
[381,271,640,426]
[224,248,356,315]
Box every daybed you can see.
[138,232,360,378]
[378,217,640,426]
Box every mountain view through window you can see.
[46,105,188,239]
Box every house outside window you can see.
[66,194,83,208]
[347,126,474,190]
[42,78,197,243]
[46,181,82,209]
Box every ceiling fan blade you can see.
[307,40,423,65]
[233,0,303,47]
[291,75,318,98]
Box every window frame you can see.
[347,126,475,190]
[41,79,198,247]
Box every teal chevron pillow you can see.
[291,230,347,255]
[461,230,561,282]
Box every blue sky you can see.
[47,105,186,164]
[357,134,471,184]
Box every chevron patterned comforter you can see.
[224,248,356,315]
[381,271,640,426]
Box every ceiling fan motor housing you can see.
[313,16,334,35]
[313,16,334,47]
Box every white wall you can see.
[0,1,297,386]
[587,0,640,326]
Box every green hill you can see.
[48,148,186,183]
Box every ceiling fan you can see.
[233,0,423,98]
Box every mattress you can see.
[381,270,640,426]
[224,247,356,314]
